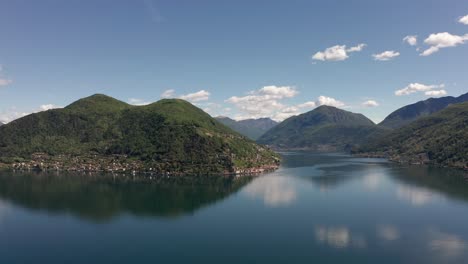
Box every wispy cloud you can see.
[373,50,400,61]
[312,43,366,62]
[395,83,445,96]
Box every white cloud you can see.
[403,35,418,46]
[347,43,367,52]
[459,14,468,25]
[297,101,317,108]
[179,90,210,102]
[0,104,62,123]
[317,95,345,107]
[226,86,345,121]
[395,83,445,96]
[425,89,447,96]
[128,98,151,106]
[312,43,366,61]
[0,78,12,86]
[420,32,468,56]
[259,85,298,98]
[160,89,175,98]
[362,100,379,107]
[39,104,60,111]
[373,50,400,61]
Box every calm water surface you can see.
[1,152,468,263]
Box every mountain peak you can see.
[379,92,468,129]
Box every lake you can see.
[1,152,468,263]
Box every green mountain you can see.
[215,116,277,140]
[357,102,468,169]
[0,94,279,174]
[257,105,387,151]
[379,92,468,129]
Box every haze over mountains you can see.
[215,117,277,140]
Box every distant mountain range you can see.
[0,94,279,174]
[357,102,468,169]
[215,117,277,140]
[379,92,468,128]
[257,105,387,151]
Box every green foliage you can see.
[379,92,468,129]
[358,102,468,169]
[0,94,279,174]
[257,105,386,150]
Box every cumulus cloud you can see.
[425,90,447,96]
[128,98,151,106]
[179,90,210,102]
[226,85,345,121]
[403,35,418,46]
[377,225,400,241]
[395,83,445,96]
[312,43,366,61]
[39,104,60,111]
[0,104,62,123]
[317,96,345,107]
[362,100,379,107]
[459,14,468,25]
[373,50,400,61]
[420,32,468,56]
[160,89,175,98]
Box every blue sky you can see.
[0,0,467,123]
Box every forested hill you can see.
[357,102,468,169]
[257,105,387,151]
[379,92,468,129]
[0,94,279,174]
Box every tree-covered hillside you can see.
[357,102,468,169]
[0,94,279,174]
[257,105,387,151]
[379,92,468,129]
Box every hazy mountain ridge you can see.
[379,92,468,129]
[215,116,277,140]
[0,94,279,174]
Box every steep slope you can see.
[215,117,277,140]
[379,92,468,129]
[0,94,279,174]
[0,121,3,126]
[357,102,468,169]
[257,105,386,151]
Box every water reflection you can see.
[376,225,400,241]
[0,171,253,221]
[427,229,468,260]
[244,175,297,207]
[314,225,367,249]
